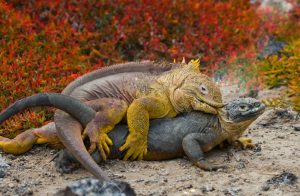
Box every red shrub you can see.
[0,0,273,134]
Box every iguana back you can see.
[69,72,156,103]
[62,61,173,96]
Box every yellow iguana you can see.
[0,60,223,180]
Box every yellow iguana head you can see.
[168,59,224,114]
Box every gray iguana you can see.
[1,94,264,178]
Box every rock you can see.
[0,155,10,178]
[15,184,33,196]
[8,183,15,188]
[266,171,298,185]
[258,109,297,127]
[261,171,297,192]
[274,109,295,120]
[261,184,270,191]
[223,187,241,196]
[158,169,169,176]
[261,38,286,57]
[252,144,262,152]
[55,178,136,196]
[293,124,300,131]
[201,185,215,193]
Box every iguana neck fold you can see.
[155,69,191,113]
[217,108,257,140]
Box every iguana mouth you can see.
[196,97,224,108]
[242,104,265,116]
[192,98,219,115]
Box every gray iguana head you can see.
[218,97,265,139]
[225,97,265,123]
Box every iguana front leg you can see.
[83,98,128,160]
[120,96,176,160]
[182,131,225,171]
[228,137,255,149]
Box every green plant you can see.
[260,39,300,110]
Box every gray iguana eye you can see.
[239,104,249,111]
[199,84,208,95]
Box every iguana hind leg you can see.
[0,123,58,155]
[182,132,226,171]
[83,98,128,160]
[120,96,176,161]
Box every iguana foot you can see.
[235,137,255,149]
[0,126,57,155]
[119,133,147,161]
[83,99,128,160]
[195,160,226,171]
[83,121,113,161]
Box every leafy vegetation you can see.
[0,0,299,135]
[260,39,300,110]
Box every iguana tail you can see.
[0,93,110,180]
[0,93,95,126]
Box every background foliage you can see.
[0,0,299,134]
[259,39,300,110]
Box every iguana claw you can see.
[119,133,147,161]
[97,133,112,160]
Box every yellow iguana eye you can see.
[199,84,208,95]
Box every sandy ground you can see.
[0,85,299,196]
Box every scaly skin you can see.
[0,60,223,179]
[82,59,223,161]
[56,97,265,172]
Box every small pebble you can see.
[223,187,241,196]
[8,183,14,188]
[293,124,300,131]
[0,156,9,178]
[261,184,270,191]
[201,185,215,192]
